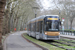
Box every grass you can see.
[55,39,75,48]
[2,32,13,44]
[55,40,73,44]
[52,43,75,49]
[2,34,9,44]
[61,29,75,31]
[61,38,75,42]
[23,33,64,50]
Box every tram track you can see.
[60,38,75,44]
[54,40,75,47]
[49,43,72,50]
[42,40,75,50]
[28,35,75,50]
[26,34,75,50]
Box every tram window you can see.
[33,23,35,32]
[32,23,33,31]
[27,25,28,31]
[40,21,43,33]
[36,22,38,32]
[36,22,39,32]
[45,21,59,31]
[30,24,31,31]
[34,22,36,32]
[28,25,30,31]
[33,22,35,32]
[28,25,29,31]
[29,24,30,31]
[31,23,32,31]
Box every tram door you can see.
[39,21,43,38]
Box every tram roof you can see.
[28,15,59,24]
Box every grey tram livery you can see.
[27,15,60,40]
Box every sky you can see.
[40,0,55,10]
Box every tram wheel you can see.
[29,33,31,36]
[36,35,40,39]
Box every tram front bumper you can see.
[43,35,60,40]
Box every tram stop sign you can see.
[62,18,65,22]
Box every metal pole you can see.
[66,13,68,29]
[66,9,68,29]
[59,10,62,30]
[59,11,61,23]
[32,7,39,32]
[35,14,36,32]
[67,17,68,29]
[35,14,36,18]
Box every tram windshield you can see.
[45,21,59,31]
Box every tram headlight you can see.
[45,32,47,35]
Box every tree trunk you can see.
[0,0,6,50]
[70,17,74,30]
[15,18,19,31]
[70,20,72,30]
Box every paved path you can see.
[60,34,75,39]
[4,31,42,50]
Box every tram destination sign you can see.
[47,18,58,20]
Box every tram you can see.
[27,15,60,40]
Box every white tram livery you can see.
[27,15,60,40]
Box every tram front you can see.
[44,15,60,40]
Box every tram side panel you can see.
[27,20,60,40]
[27,24,31,36]
[31,23,36,37]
